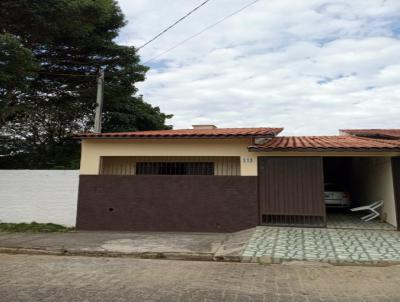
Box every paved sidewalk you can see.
[2,226,400,265]
[0,231,228,260]
[1,254,400,302]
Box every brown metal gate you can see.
[392,157,400,231]
[258,157,326,227]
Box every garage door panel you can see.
[258,157,325,227]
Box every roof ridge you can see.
[341,128,400,131]
[76,127,284,139]
[340,129,400,139]
[248,135,400,151]
[349,135,400,146]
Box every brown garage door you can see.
[258,157,326,227]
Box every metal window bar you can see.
[100,156,241,176]
[136,162,215,175]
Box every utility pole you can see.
[94,69,104,133]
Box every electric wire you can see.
[142,0,261,64]
[137,0,212,50]
[23,69,98,77]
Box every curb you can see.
[254,255,400,267]
[0,247,215,262]
[1,247,399,266]
[0,247,66,256]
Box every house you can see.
[76,126,400,232]
[340,129,400,140]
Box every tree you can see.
[0,33,38,126]
[0,0,172,169]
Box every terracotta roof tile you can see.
[77,127,283,139]
[340,129,400,139]
[249,136,400,152]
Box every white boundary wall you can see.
[0,170,79,226]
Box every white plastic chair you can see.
[350,200,384,222]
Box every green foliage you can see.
[0,222,74,232]
[0,33,37,89]
[0,33,38,125]
[0,0,172,169]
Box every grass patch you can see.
[0,222,74,233]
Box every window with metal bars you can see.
[136,162,214,175]
[99,156,240,176]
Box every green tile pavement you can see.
[243,226,400,264]
[327,212,396,231]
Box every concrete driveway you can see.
[243,226,400,265]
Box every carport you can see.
[324,156,397,230]
[250,136,400,230]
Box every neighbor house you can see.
[340,129,400,140]
[76,126,400,232]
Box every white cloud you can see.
[117,0,400,135]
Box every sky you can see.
[116,0,400,135]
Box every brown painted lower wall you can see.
[76,175,258,232]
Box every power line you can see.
[143,0,261,64]
[137,0,212,50]
[35,70,97,77]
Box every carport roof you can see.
[340,129,400,139]
[248,136,400,152]
[76,127,284,139]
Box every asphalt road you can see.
[1,254,400,302]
